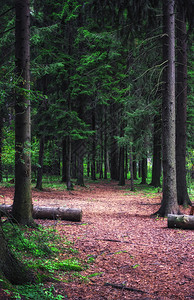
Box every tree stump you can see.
[167,214,194,230]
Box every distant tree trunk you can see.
[133,154,137,180]
[130,146,134,191]
[119,146,125,185]
[119,119,125,186]
[76,95,85,185]
[104,106,108,179]
[66,136,73,190]
[66,17,73,190]
[12,0,35,226]
[176,4,191,206]
[87,154,90,177]
[110,102,119,180]
[62,138,67,182]
[154,0,179,216]
[125,147,128,179]
[140,157,147,184]
[55,148,61,176]
[35,136,44,190]
[0,219,34,284]
[71,151,77,179]
[76,141,85,186]
[150,112,162,187]
[138,160,142,178]
[99,140,103,179]
[0,111,3,182]
[91,108,96,180]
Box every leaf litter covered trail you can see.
[1,180,193,299]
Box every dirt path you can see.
[0,181,193,299]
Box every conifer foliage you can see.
[0,0,193,215]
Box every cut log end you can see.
[168,214,194,230]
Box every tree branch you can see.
[0,26,15,37]
[104,282,147,293]
[0,7,14,18]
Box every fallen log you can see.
[0,204,82,222]
[104,282,147,294]
[167,214,194,230]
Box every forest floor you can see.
[0,180,193,299]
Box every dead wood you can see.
[96,238,131,243]
[168,214,194,230]
[0,205,82,222]
[104,282,147,293]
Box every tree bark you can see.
[140,157,147,184]
[66,136,73,190]
[154,0,179,217]
[35,136,45,190]
[150,112,162,187]
[91,108,97,180]
[12,0,34,226]
[176,4,191,206]
[62,138,67,182]
[138,160,142,178]
[110,102,119,180]
[119,146,125,186]
[75,94,86,186]
[103,105,108,179]
[168,214,194,230]
[130,146,134,191]
[0,109,3,182]
[125,147,128,179]
[99,114,103,180]
[1,205,82,222]
[133,153,137,180]
[76,141,85,186]
[87,154,90,177]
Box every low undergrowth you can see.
[1,222,92,299]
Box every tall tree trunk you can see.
[125,147,128,179]
[76,141,85,186]
[87,154,90,177]
[119,146,125,185]
[66,18,73,190]
[71,151,77,179]
[66,136,73,190]
[138,160,142,178]
[76,94,85,186]
[12,0,35,226]
[176,4,191,206]
[155,0,179,216]
[35,136,44,190]
[150,112,162,187]
[133,153,137,180]
[99,128,103,179]
[130,146,134,191]
[140,157,147,184]
[103,105,108,179]
[62,138,67,182]
[91,108,96,180]
[110,102,119,180]
[119,119,125,185]
[0,110,3,182]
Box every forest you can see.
[0,0,193,299]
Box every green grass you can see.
[5,284,65,300]
[1,223,86,299]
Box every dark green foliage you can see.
[0,0,193,200]
[1,222,84,298]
